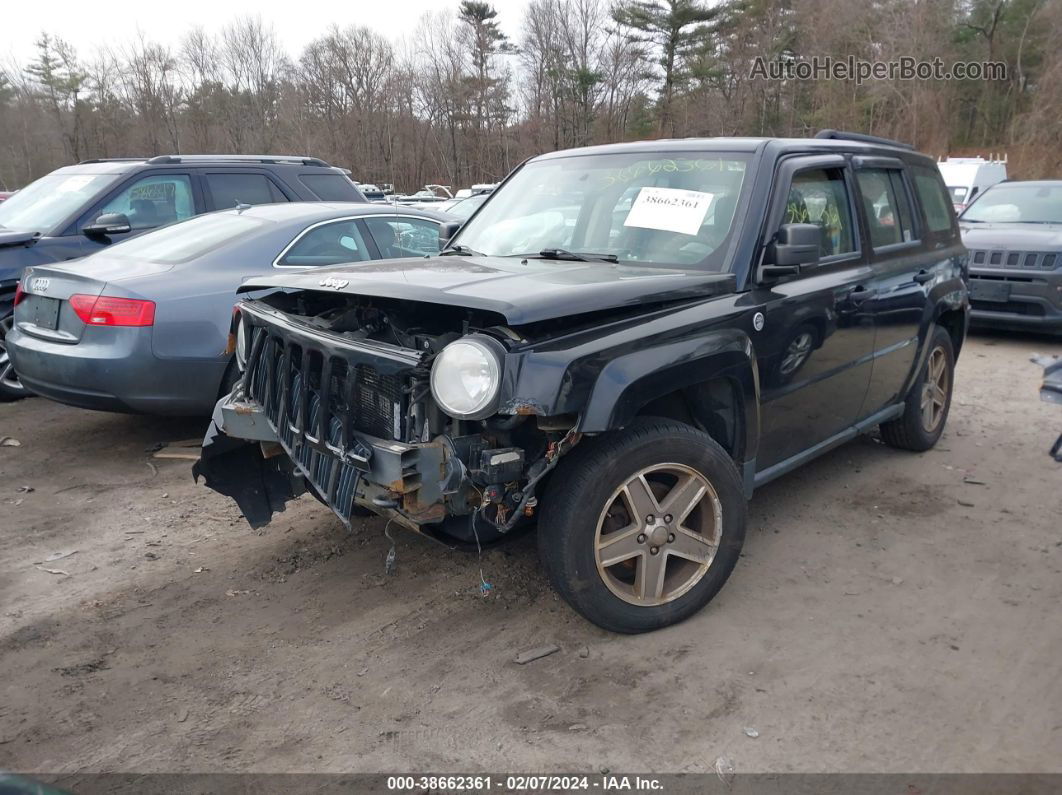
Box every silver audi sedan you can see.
[7,202,454,415]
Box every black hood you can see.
[237,255,736,325]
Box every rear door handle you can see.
[913,270,933,284]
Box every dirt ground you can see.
[1,330,1060,776]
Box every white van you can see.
[937,157,1008,213]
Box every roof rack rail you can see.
[144,154,332,167]
[814,129,914,151]
[77,157,149,164]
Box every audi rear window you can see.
[104,212,268,264]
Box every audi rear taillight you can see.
[13,283,25,306]
[69,294,156,327]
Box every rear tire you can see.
[879,325,955,452]
[0,313,30,402]
[538,419,746,634]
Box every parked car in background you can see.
[7,203,452,415]
[397,185,452,204]
[960,180,1062,334]
[937,156,1008,213]
[355,183,386,201]
[434,193,489,221]
[197,131,968,633]
[454,183,496,199]
[0,154,366,400]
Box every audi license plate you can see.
[29,296,61,330]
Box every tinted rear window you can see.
[205,173,288,209]
[911,167,956,233]
[299,173,364,201]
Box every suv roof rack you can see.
[78,157,150,164]
[144,154,332,167]
[814,129,914,151]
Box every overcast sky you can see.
[1,0,532,67]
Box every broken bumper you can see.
[194,392,469,530]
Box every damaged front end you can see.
[194,290,580,545]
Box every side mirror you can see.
[84,212,132,238]
[439,221,462,248]
[760,223,821,280]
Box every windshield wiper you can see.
[439,243,484,256]
[529,248,619,263]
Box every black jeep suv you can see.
[0,154,364,399]
[196,132,968,633]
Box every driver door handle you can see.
[847,285,872,304]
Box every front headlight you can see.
[430,337,502,419]
[235,312,251,372]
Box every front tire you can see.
[879,325,955,451]
[0,313,30,402]
[538,419,746,634]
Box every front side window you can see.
[452,152,751,271]
[205,173,287,209]
[783,168,856,257]
[278,220,370,267]
[364,216,441,257]
[97,174,195,230]
[960,182,1062,225]
[0,172,118,235]
[856,168,917,248]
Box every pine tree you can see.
[612,0,724,135]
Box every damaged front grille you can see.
[242,311,418,522]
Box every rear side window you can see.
[205,173,287,209]
[855,168,917,247]
[278,220,371,267]
[98,174,195,230]
[299,173,363,201]
[911,167,956,233]
[783,168,856,258]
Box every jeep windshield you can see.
[962,183,1062,224]
[0,172,119,235]
[451,152,751,271]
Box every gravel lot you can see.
[1,330,1060,775]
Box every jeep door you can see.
[753,155,876,471]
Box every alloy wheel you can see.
[0,316,27,395]
[920,345,949,433]
[594,463,722,607]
